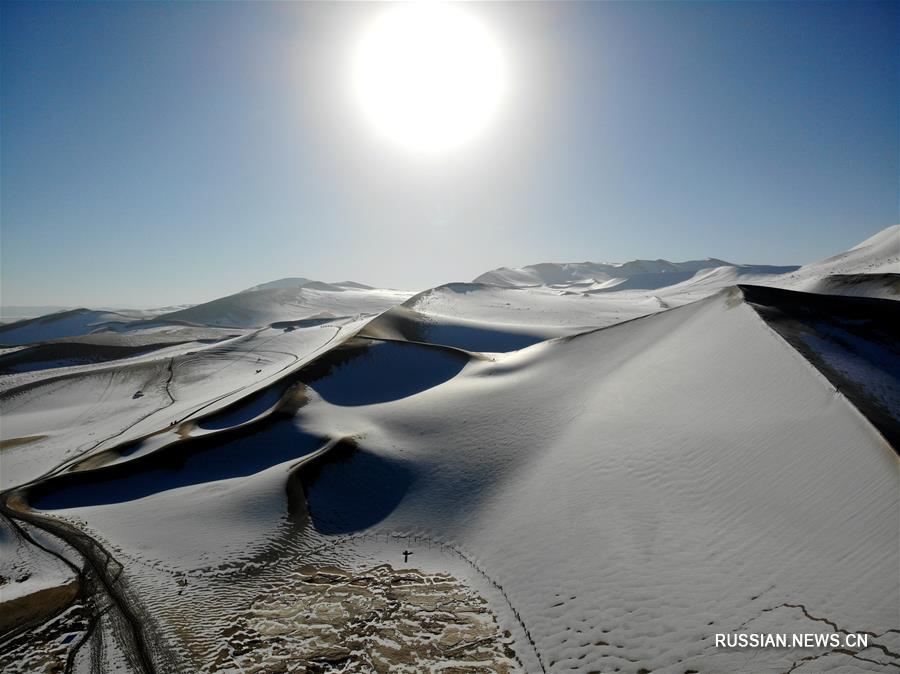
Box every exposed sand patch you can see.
[202,563,520,673]
[0,435,47,452]
[0,599,90,673]
[0,579,79,634]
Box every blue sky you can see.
[2,1,897,307]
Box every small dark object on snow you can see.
[402,550,413,563]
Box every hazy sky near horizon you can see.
[2,1,897,307]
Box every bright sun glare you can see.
[352,2,506,155]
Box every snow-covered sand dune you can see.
[7,288,897,672]
[776,224,900,290]
[0,281,412,347]
[405,282,666,332]
[1,226,897,673]
[151,282,412,328]
[4,226,894,350]
[0,316,369,490]
[360,303,577,352]
[0,308,144,346]
[0,326,243,375]
[289,286,898,673]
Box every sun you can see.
[351,2,506,155]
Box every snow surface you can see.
[281,290,897,673]
[2,226,898,673]
[12,287,897,672]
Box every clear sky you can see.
[2,1,897,307]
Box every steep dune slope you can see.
[290,288,898,673]
[804,272,899,298]
[780,224,899,287]
[741,284,900,447]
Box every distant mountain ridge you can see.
[473,258,739,287]
[473,225,899,289]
